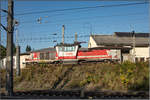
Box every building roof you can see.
[20,52,30,55]
[91,33,150,47]
[88,46,132,50]
[114,32,150,37]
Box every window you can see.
[45,52,49,60]
[140,57,144,62]
[40,53,44,60]
[58,47,64,51]
[49,52,55,60]
[135,57,138,62]
[58,46,76,52]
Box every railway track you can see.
[1,90,149,99]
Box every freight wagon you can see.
[25,43,121,64]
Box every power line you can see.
[39,12,148,24]
[1,2,148,17]
[1,20,148,44]
[18,11,147,26]
[19,9,94,24]
[9,34,90,43]
[1,19,147,39]
[1,19,146,43]
[16,17,146,35]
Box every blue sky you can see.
[1,1,149,53]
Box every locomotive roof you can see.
[56,42,81,46]
[91,32,150,47]
[30,47,56,53]
[29,47,90,53]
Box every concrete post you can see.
[6,0,14,96]
[62,25,65,44]
[16,45,20,76]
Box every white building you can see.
[0,53,30,69]
[88,32,150,62]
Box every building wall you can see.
[122,54,133,62]
[0,58,6,69]
[88,35,149,62]
[88,36,98,48]
[130,47,150,61]
[0,55,30,69]
[20,55,30,68]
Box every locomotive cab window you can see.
[58,46,76,52]
[58,47,64,51]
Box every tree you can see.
[26,45,31,52]
[0,44,17,59]
[13,43,16,54]
[0,45,6,59]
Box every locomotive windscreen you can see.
[56,45,79,59]
[58,46,76,52]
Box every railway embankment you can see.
[0,61,149,94]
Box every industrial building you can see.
[88,32,150,62]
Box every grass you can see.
[0,61,149,92]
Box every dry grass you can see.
[0,61,149,92]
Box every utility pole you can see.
[132,30,136,63]
[16,45,20,76]
[0,2,2,98]
[0,2,1,61]
[62,25,65,44]
[15,20,20,76]
[149,33,150,63]
[6,0,14,96]
[75,32,77,43]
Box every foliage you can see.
[13,43,16,54]
[119,61,136,87]
[0,44,16,59]
[0,69,6,88]
[26,45,31,52]
[0,45,6,59]
[1,62,149,92]
[80,72,99,86]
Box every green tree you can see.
[13,43,16,54]
[0,44,16,59]
[26,45,31,52]
[0,45,6,59]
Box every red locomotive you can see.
[26,43,121,64]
